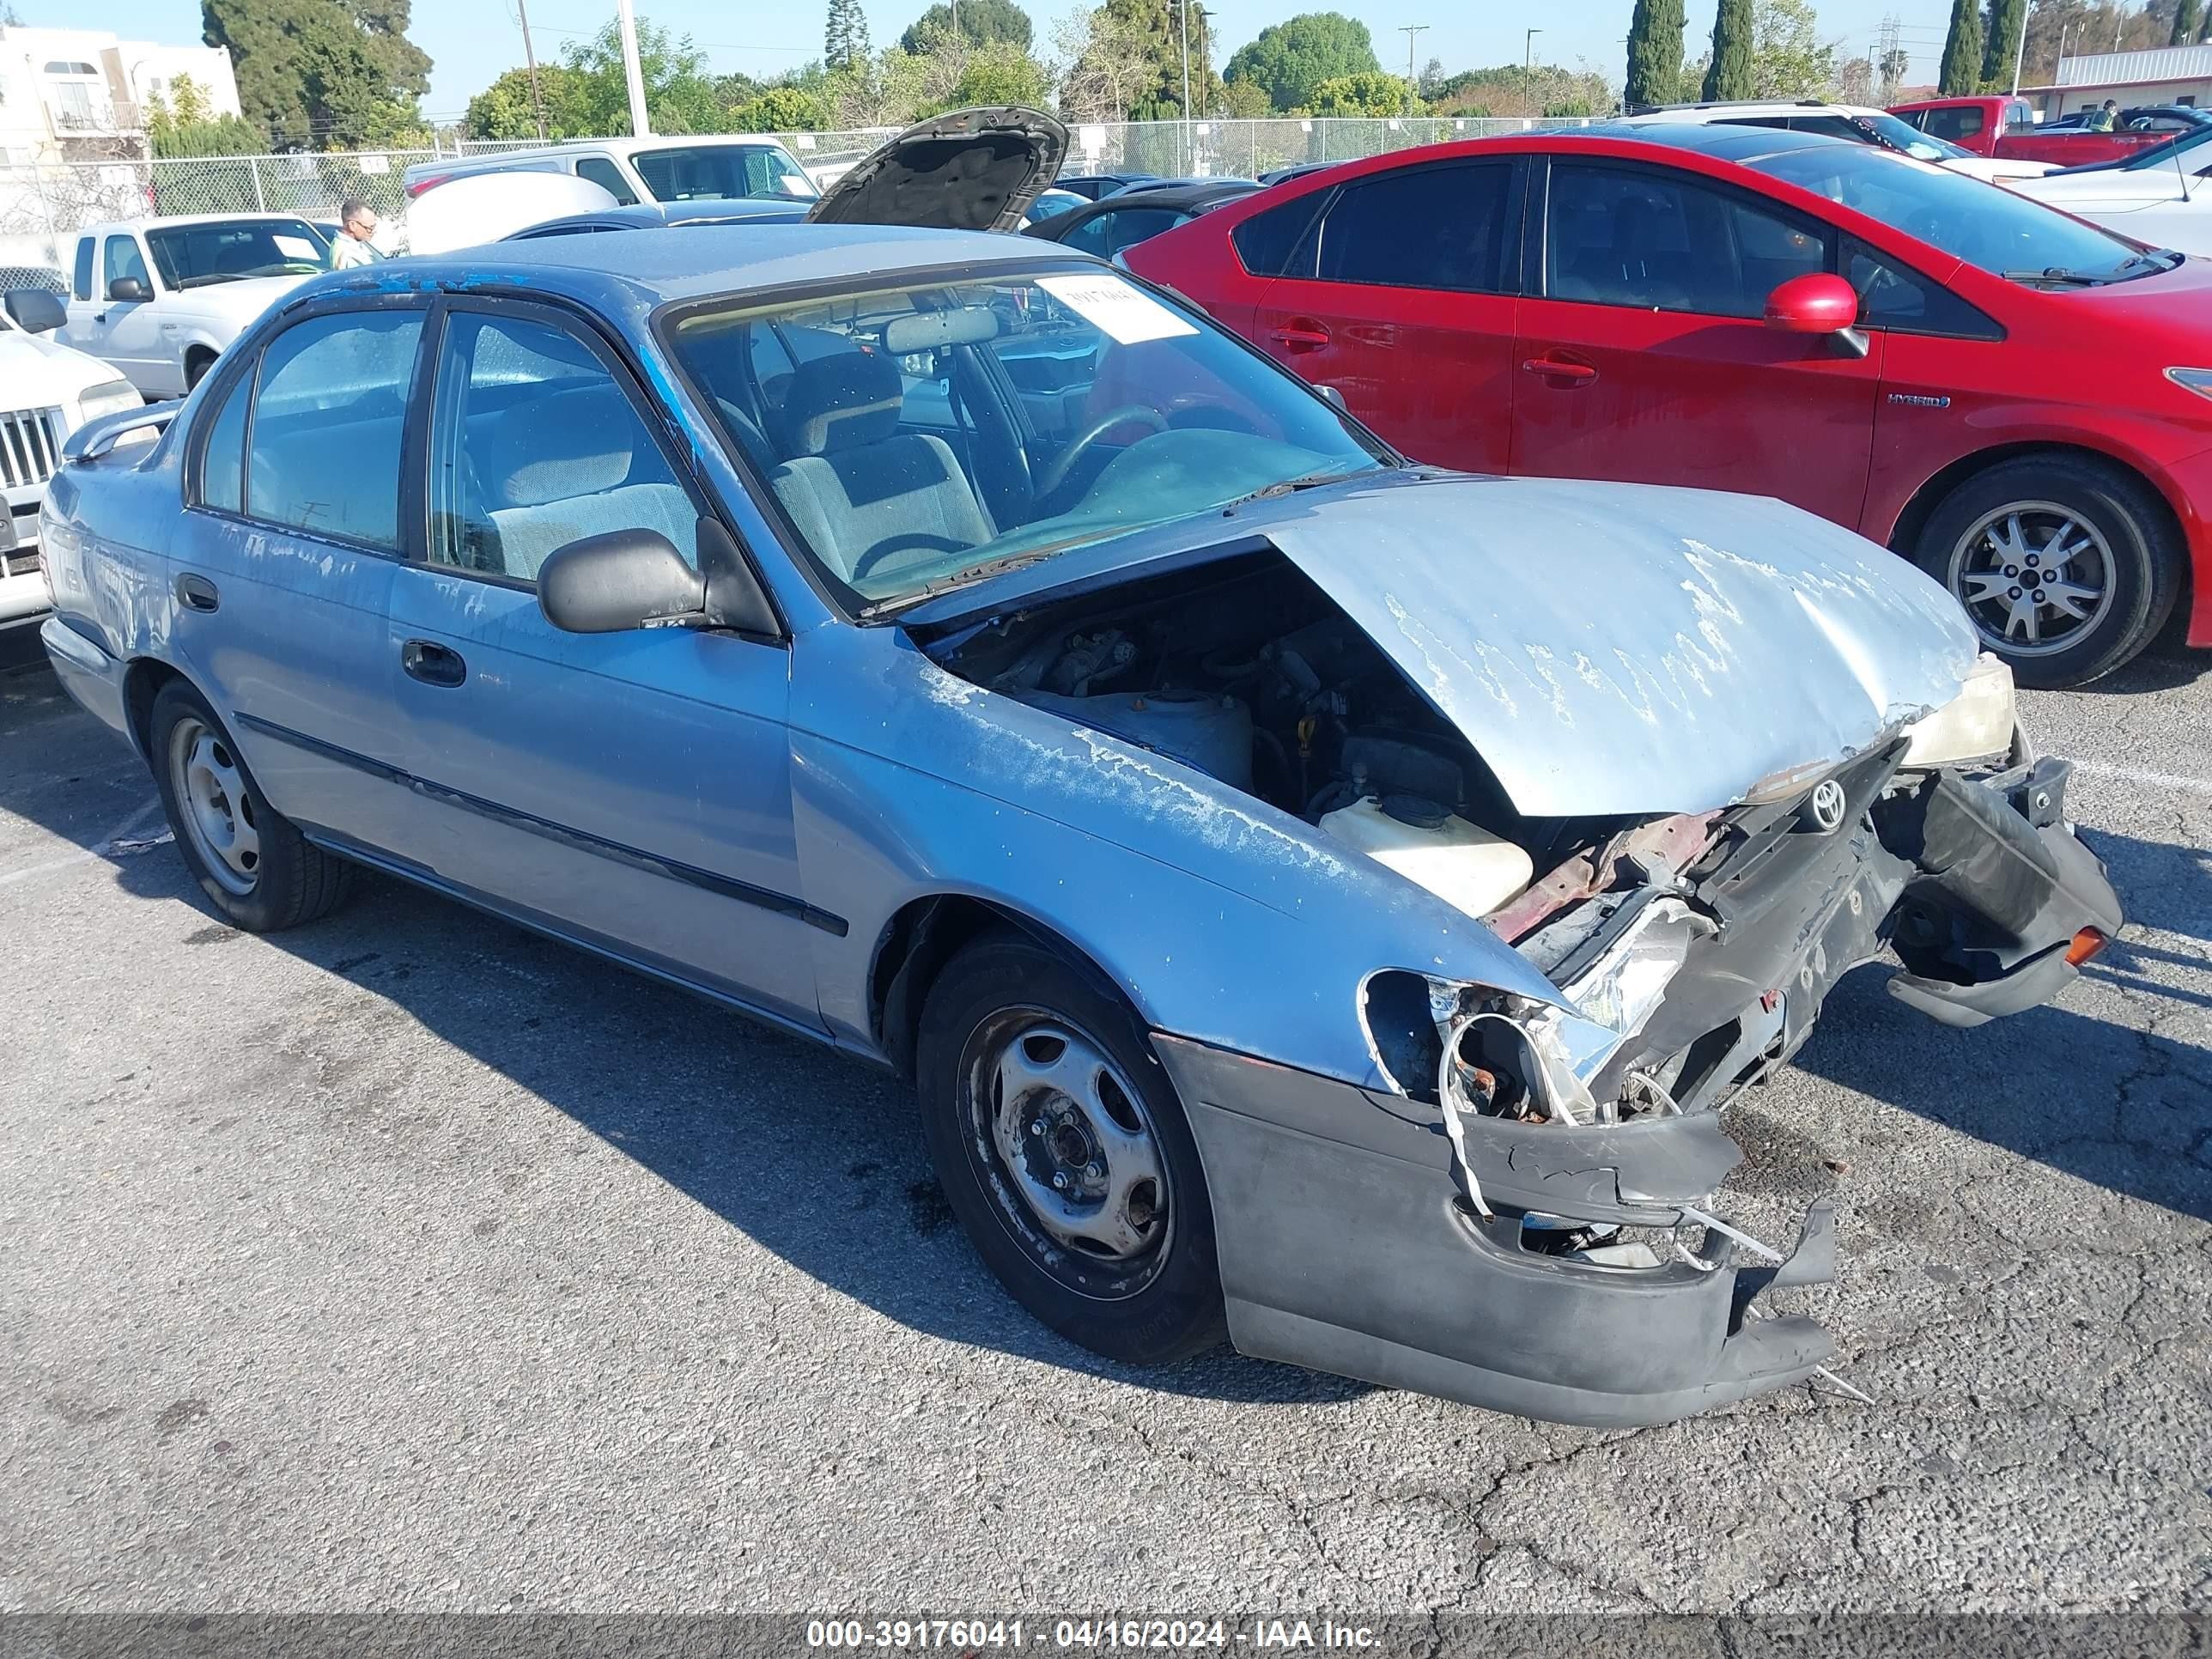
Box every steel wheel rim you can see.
[959,1007,1173,1299]
[1947,501,2116,658]
[167,715,259,896]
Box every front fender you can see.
[790,624,1565,1088]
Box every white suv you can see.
[0,284,140,635]
[1619,101,2057,183]
[402,135,820,210]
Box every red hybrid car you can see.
[1125,121,2212,685]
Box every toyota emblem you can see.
[1808,779,1848,831]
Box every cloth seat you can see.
[762,349,993,584]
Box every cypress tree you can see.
[1984,0,2027,88]
[2173,0,2203,46]
[1939,0,1984,95]
[1704,0,1755,100]
[1626,0,1688,108]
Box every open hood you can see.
[1262,476,1978,817]
[908,472,1978,819]
[805,106,1067,234]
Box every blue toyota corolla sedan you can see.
[37,219,2121,1425]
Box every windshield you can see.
[632,143,817,203]
[1849,110,1972,163]
[1747,144,2166,283]
[144,217,334,289]
[665,268,1391,611]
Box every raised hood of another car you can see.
[909,473,1978,818]
[805,106,1067,234]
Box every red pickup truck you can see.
[1890,96,2173,166]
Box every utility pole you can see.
[2012,0,2033,94]
[516,0,547,141]
[1180,0,1193,170]
[617,0,650,138]
[1399,23,1427,106]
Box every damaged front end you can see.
[1162,665,2120,1425]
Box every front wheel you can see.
[915,932,1226,1367]
[1911,455,2182,688]
[149,679,353,931]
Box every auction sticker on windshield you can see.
[1036,272,1199,344]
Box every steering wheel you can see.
[1035,404,1170,500]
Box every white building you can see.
[2025,44,2212,120]
[0,27,240,168]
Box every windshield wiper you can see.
[2001,265,2112,286]
[1218,467,1376,512]
[857,548,1070,618]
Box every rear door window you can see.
[1231,192,1326,276]
[1314,161,1513,292]
[245,310,425,550]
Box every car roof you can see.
[1094,179,1258,206]
[320,222,1094,314]
[1626,100,1885,119]
[98,212,323,232]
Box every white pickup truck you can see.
[0,285,140,635]
[58,214,363,398]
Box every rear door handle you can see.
[401,638,467,688]
[174,573,219,612]
[1269,321,1332,353]
[1522,356,1599,385]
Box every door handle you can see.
[1522,356,1599,385]
[174,573,219,612]
[401,638,467,688]
[1269,321,1332,353]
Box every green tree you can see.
[2173,0,2203,40]
[824,0,871,70]
[1308,69,1417,115]
[561,17,720,133]
[146,74,270,155]
[1429,62,1613,118]
[1939,0,1984,94]
[729,84,830,131]
[1625,0,1688,107]
[1218,76,1272,117]
[1704,0,1754,98]
[1984,0,2027,85]
[900,0,1032,52]
[1748,0,1835,95]
[203,0,434,149]
[1055,0,1219,121]
[464,64,592,139]
[950,38,1050,105]
[1222,13,1381,113]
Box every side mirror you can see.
[538,529,708,634]
[107,276,151,303]
[4,289,66,333]
[1316,383,1349,412]
[1763,271,1860,334]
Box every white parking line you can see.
[0,799,166,890]
[2070,759,2212,797]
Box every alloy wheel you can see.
[1947,501,2115,657]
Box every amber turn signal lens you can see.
[2065,927,2110,967]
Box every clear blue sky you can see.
[43,0,1965,123]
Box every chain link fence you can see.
[0,117,1595,271]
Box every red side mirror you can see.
[1764,271,1861,334]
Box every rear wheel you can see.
[916,932,1225,1366]
[1912,454,2181,687]
[149,679,352,932]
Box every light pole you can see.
[617,0,651,138]
[1526,27,1542,83]
[2010,0,2033,96]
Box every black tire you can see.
[185,352,215,392]
[916,930,1226,1367]
[1911,453,2182,688]
[148,678,352,932]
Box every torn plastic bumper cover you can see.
[1158,1036,1839,1426]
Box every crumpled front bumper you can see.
[1158,756,2124,1427]
[1158,1035,1839,1426]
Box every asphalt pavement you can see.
[2,633,2207,1618]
